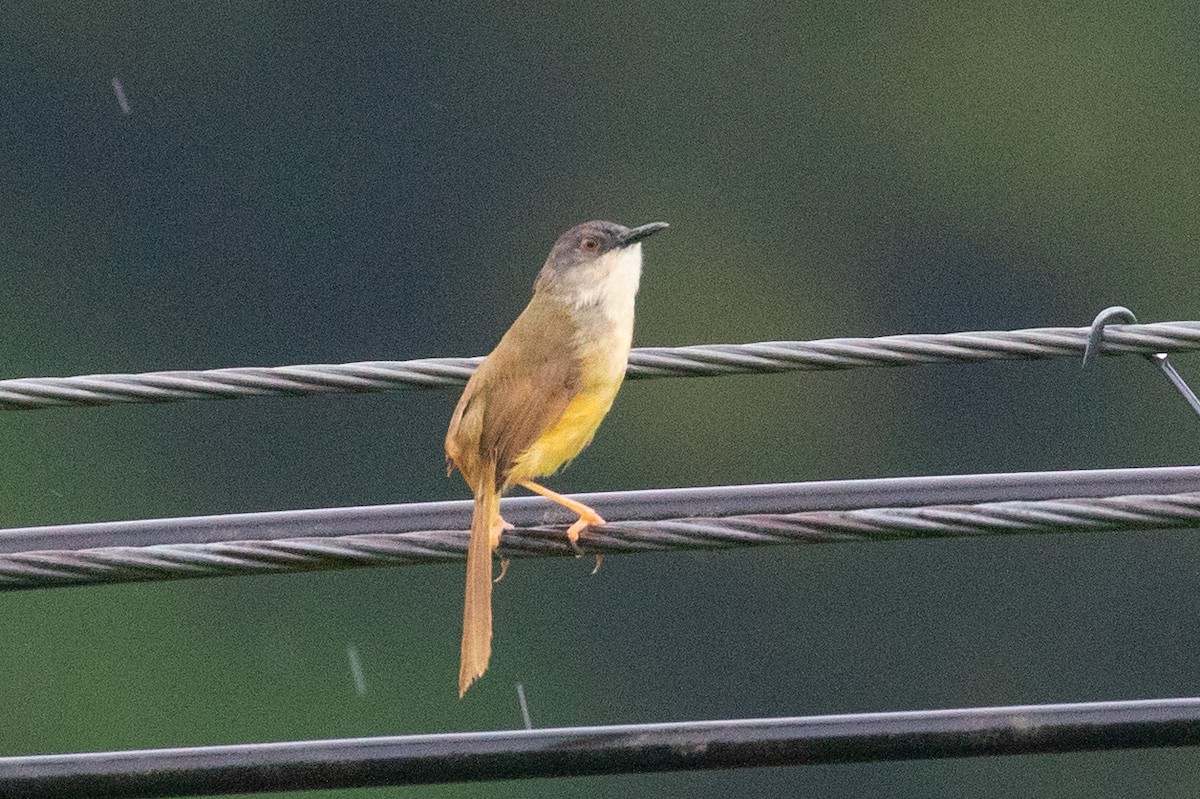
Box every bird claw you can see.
[567,533,585,558]
[493,558,511,584]
[565,512,604,559]
[489,517,515,551]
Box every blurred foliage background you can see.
[4,2,1200,796]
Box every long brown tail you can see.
[459,472,499,697]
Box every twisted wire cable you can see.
[2,321,1197,410]
[5,466,1194,553]
[4,491,1198,591]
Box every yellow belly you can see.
[509,381,620,482]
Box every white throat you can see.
[569,243,643,321]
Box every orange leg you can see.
[519,481,606,547]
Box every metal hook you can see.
[1084,306,1200,417]
[1083,306,1138,368]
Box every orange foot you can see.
[489,515,515,551]
[493,558,511,584]
[491,516,515,583]
[518,481,606,558]
[565,507,605,548]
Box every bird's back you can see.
[445,294,585,491]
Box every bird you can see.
[445,219,669,696]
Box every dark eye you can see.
[581,236,601,252]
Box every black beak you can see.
[619,221,669,246]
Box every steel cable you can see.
[3,490,1199,591]
[4,697,1200,797]
[2,321,1197,410]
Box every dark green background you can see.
[4,2,1200,796]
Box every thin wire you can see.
[2,489,1198,592]
[1083,307,1200,416]
[346,645,366,697]
[2,321,1198,410]
[516,684,533,730]
[4,696,1200,797]
[1149,353,1200,415]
